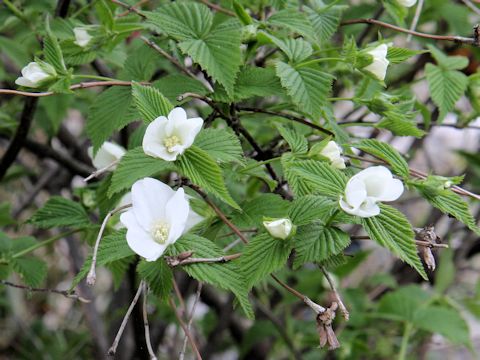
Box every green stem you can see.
[241,157,281,172]
[327,97,355,102]
[12,229,82,259]
[73,74,118,82]
[325,209,339,227]
[398,322,413,360]
[296,57,345,68]
[3,0,28,21]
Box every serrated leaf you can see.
[426,64,468,121]
[137,259,173,300]
[285,160,347,197]
[232,67,284,101]
[194,128,244,164]
[293,224,350,269]
[268,8,316,40]
[288,195,337,226]
[153,75,208,104]
[353,139,409,178]
[29,196,90,229]
[427,45,469,71]
[108,147,175,197]
[44,20,66,73]
[178,146,240,210]
[131,83,173,123]
[11,257,47,287]
[232,193,290,228]
[86,86,138,152]
[361,204,427,280]
[275,62,333,118]
[268,36,313,63]
[305,4,344,42]
[240,233,292,289]
[387,47,426,64]
[122,40,160,81]
[171,234,254,318]
[276,125,308,154]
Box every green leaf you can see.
[171,234,254,318]
[269,37,313,63]
[11,257,47,287]
[378,285,430,322]
[146,4,242,97]
[178,146,240,210]
[29,196,90,229]
[361,205,427,280]
[285,160,347,197]
[0,203,14,226]
[293,224,350,269]
[232,0,253,25]
[425,63,468,121]
[131,83,174,123]
[288,195,337,226]
[353,139,409,178]
[232,193,290,228]
[231,67,284,101]
[305,4,345,42]
[427,44,469,71]
[108,147,175,197]
[122,41,160,81]
[86,86,138,152]
[276,125,308,154]
[268,8,316,40]
[194,128,244,164]
[240,233,292,289]
[153,75,208,104]
[44,19,66,73]
[137,259,173,300]
[387,47,426,64]
[275,62,333,118]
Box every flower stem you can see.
[12,229,82,259]
[398,322,413,360]
[296,57,346,68]
[3,0,28,22]
[72,74,118,82]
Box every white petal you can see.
[397,0,417,7]
[120,210,167,261]
[263,218,293,239]
[331,158,346,169]
[376,178,404,202]
[364,44,389,81]
[90,142,125,169]
[168,107,188,122]
[15,77,37,88]
[131,177,175,231]
[165,187,190,245]
[175,117,204,149]
[344,177,367,209]
[184,208,204,233]
[73,28,92,47]
[356,198,381,218]
[142,116,178,161]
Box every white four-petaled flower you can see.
[15,62,55,88]
[363,44,390,81]
[263,218,293,240]
[339,166,404,218]
[320,141,346,169]
[143,107,203,161]
[120,177,202,261]
[397,0,417,7]
[73,27,92,48]
[88,141,126,171]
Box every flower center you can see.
[164,135,181,153]
[151,221,170,244]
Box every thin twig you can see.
[108,281,144,356]
[320,267,349,320]
[117,0,149,17]
[0,279,90,303]
[168,297,203,360]
[198,0,235,16]
[86,204,132,286]
[0,81,138,98]
[142,283,157,360]
[461,0,480,16]
[341,18,480,47]
[110,0,144,16]
[407,0,425,42]
[179,282,203,360]
[84,160,119,182]
[351,235,449,248]
[165,253,242,267]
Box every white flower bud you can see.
[73,27,92,48]
[87,142,126,170]
[263,218,293,240]
[320,141,346,169]
[15,62,55,88]
[397,0,417,7]
[363,44,390,81]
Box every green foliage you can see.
[305,3,345,42]
[171,234,253,318]
[276,124,308,154]
[131,82,173,123]
[44,20,67,74]
[288,195,336,226]
[362,205,427,280]
[137,259,173,300]
[29,197,90,229]
[194,128,244,164]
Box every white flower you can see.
[120,177,201,261]
[397,0,417,7]
[73,27,92,48]
[320,141,346,169]
[15,62,54,88]
[339,166,404,218]
[263,218,293,240]
[88,142,126,170]
[363,44,390,81]
[143,107,203,161]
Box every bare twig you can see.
[0,279,90,303]
[407,0,425,42]
[341,18,480,47]
[351,235,449,248]
[84,160,119,182]
[108,281,144,356]
[198,0,235,16]
[117,0,149,16]
[321,267,349,320]
[179,282,203,360]
[86,204,132,286]
[165,253,242,267]
[110,0,144,16]
[461,0,480,16]
[142,283,157,360]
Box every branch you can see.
[341,19,480,47]
[84,160,119,182]
[108,280,144,356]
[179,282,203,360]
[86,204,132,286]
[110,0,145,17]
[320,267,349,320]
[0,97,37,181]
[0,279,90,303]
[165,252,242,267]
[198,0,235,16]
[142,283,157,360]
[0,80,138,98]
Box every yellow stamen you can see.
[164,135,181,153]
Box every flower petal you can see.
[344,177,367,209]
[120,210,167,261]
[15,77,37,88]
[143,116,177,161]
[168,107,188,122]
[376,178,404,202]
[165,187,190,245]
[89,142,125,170]
[356,198,380,218]
[131,177,174,231]
[176,117,204,149]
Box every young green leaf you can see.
[29,196,90,229]
[131,83,174,123]
[288,195,337,226]
[305,4,345,42]
[137,259,173,300]
[11,257,47,287]
[276,125,308,154]
[268,8,316,41]
[194,128,244,164]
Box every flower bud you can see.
[397,0,417,7]
[362,44,390,81]
[15,61,56,88]
[263,218,294,240]
[73,27,93,48]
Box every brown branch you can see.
[0,97,37,181]
[320,267,349,320]
[117,0,149,17]
[179,282,203,360]
[0,80,138,98]
[198,0,235,16]
[110,0,145,17]
[341,18,480,47]
[351,235,449,248]
[0,279,90,303]
[142,283,157,360]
